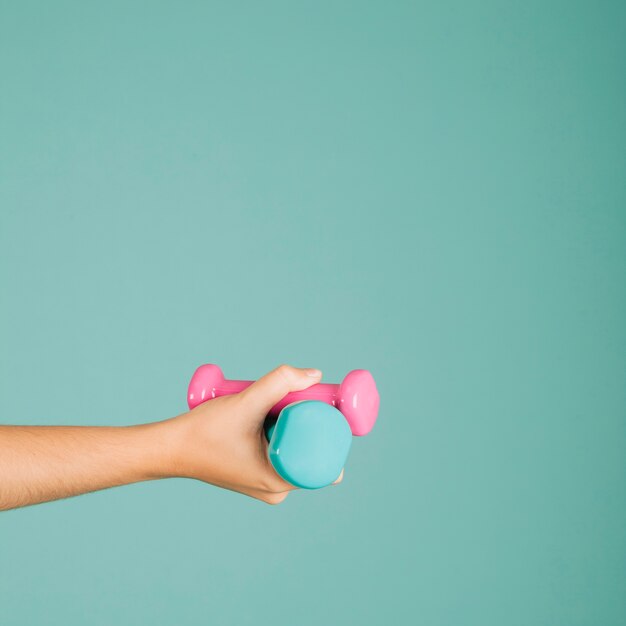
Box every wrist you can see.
[138,417,189,480]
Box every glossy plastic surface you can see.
[268,401,352,489]
[336,369,380,436]
[187,364,380,436]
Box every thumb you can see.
[240,364,322,415]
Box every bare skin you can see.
[0,365,342,511]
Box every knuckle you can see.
[275,364,290,378]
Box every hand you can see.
[161,364,344,504]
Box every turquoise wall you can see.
[1,2,624,624]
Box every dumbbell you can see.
[265,400,353,489]
[186,364,380,490]
[187,364,380,436]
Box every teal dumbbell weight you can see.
[263,401,352,489]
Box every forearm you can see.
[0,423,174,511]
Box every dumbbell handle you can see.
[189,378,340,415]
[187,364,380,436]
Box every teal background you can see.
[1,1,624,624]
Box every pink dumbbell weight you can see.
[187,364,380,436]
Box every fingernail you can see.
[305,368,322,377]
